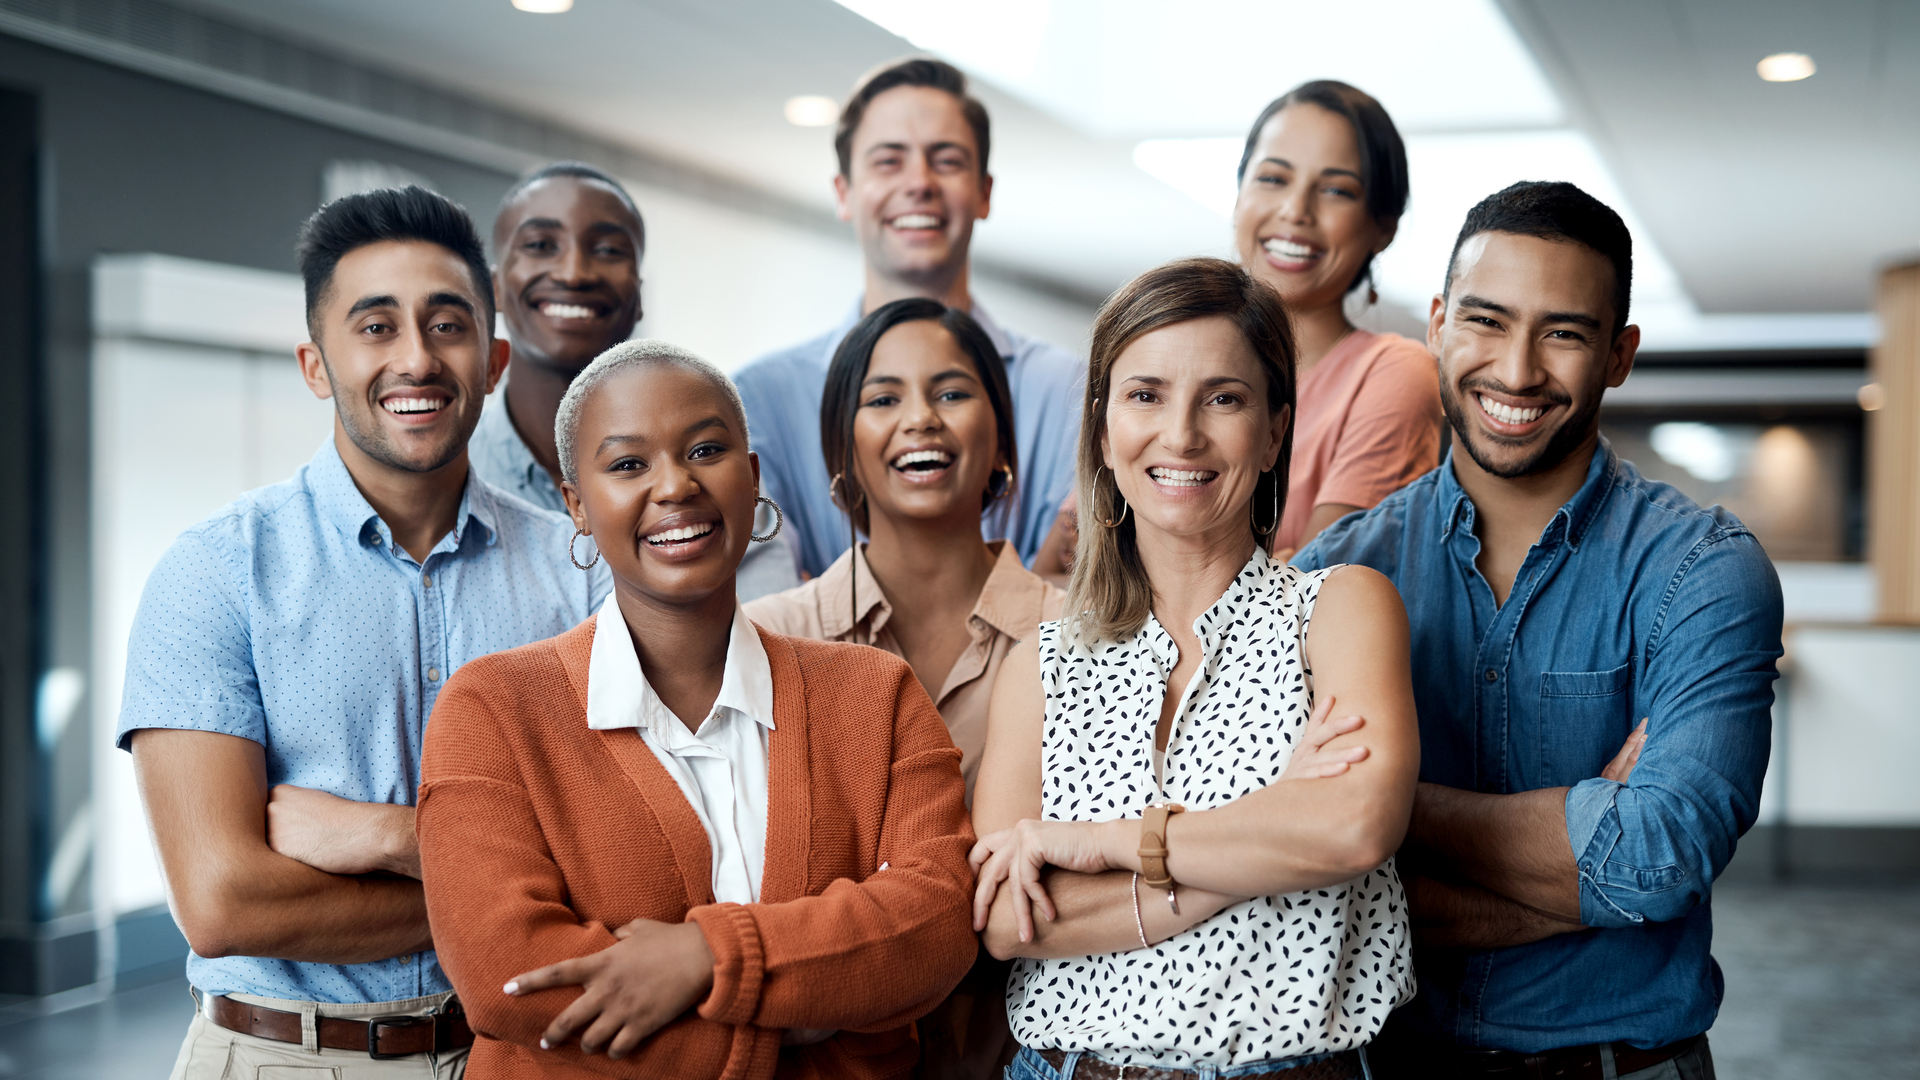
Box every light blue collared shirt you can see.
[733,300,1085,577]
[116,439,611,1004]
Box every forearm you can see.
[1403,872,1584,949]
[1410,783,1580,921]
[1093,776,1410,898]
[180,855,431,963]
[981,867,1240,960]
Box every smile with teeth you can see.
[1148,467,1217,488]
[891,449,952,472]
[1476,393,1547,426]
[1263,237,1319,261]
[539,301,599,320]
[383,396,446,415]
[645,523,714,546]
[889,213,942,230]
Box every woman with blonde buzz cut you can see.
[969,258,1419,1080]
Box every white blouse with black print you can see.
[1007,548,1414,1069]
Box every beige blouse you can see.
[745,540,1062,803]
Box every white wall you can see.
[1774,625,1920,826]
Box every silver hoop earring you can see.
[1097,467,1130,529]
[750,495,785,543]
[568,528,601,570]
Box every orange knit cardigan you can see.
[417,617,979,1080]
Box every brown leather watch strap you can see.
[1138,801,1185,890]
[206,994,473,1058]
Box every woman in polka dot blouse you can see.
[970,258,1420,1080]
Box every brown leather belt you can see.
[1035,1047,1359,1080]
[1379,1033,1702,1079]
[207,994,474,1059]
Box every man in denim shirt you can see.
[1297,182,1781,1079]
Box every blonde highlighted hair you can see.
[1063,258,1298,645]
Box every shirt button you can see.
[422,574,432,587]
[1484,669,1499,683]
[398,953,412,965]
[428,668,441,682]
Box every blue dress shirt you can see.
[1295,439,1782,1052]
[116,439,611,1004]
[733,300,1085,577]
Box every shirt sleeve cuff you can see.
[688,903,765,1026]
[1565,779,1645,928]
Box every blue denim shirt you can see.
[734,300,1084,577]
[117,440,611,1003]
[1295,439,1782,1052]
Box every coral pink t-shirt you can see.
[1278,329,1443,552]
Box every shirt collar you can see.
[1434,437,1618,553]
[970,540,1051,640]
[813,542,895,641]
[823,295,1014,364]
[307,437,498,552]
[585,597,777,737]
[474,382,548,490]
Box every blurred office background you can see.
[1,0,1916,1076]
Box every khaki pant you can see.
[168,990,469,1080]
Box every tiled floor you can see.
[1,882,1915,1078]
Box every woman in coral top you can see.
[417,340,978,1079]
[1233,79,1442,556]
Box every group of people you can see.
[119,55,1782,1080]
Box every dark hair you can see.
[296,185,493,340]
[496,161,645,251]
[1067,257,1297,643]
[834,57,991,179]
[1444,180,1633,335]
[821,298,1016,540]
[1236,79,1409,295]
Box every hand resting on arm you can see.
[970,565,1421,959]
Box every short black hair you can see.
[296,185,493,340]
[1237,79,1409,296]
[835,57,991,179]
[821,298,1016,536]
[496,161,645,249]
[1445,181,1633,335]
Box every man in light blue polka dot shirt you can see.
[118,187,610,1077]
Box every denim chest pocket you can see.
[1537,661,1634,788]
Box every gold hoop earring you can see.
[1250,469,1280,538]
[568,528,601,570]
[987,464,1014,503]
[750,495,784,543]
[1097,467,1131,529]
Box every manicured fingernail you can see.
[540,1038,550,1049]
[503,981,518,994]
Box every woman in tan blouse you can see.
[744,297,1061,1079]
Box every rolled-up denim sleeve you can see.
[114,527,265,750]
[1566,530,1782,928]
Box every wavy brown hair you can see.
[1064,257,1298,645]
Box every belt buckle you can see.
[366,1013,430,1060]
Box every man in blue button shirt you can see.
[121,187,610,1078]
[733,58,1084,577]
[1297,182,1781,1080]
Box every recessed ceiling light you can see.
[784,95,839,127]
[512,0,572,12]
[1757,52,1815,82]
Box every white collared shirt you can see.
[585,597,775,904]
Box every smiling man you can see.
[733,58,1083,577]
[120,186,609,1079]
[472,161,799,598]
[1296,182,1782,1080]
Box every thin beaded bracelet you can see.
[1131,872,1149,948]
